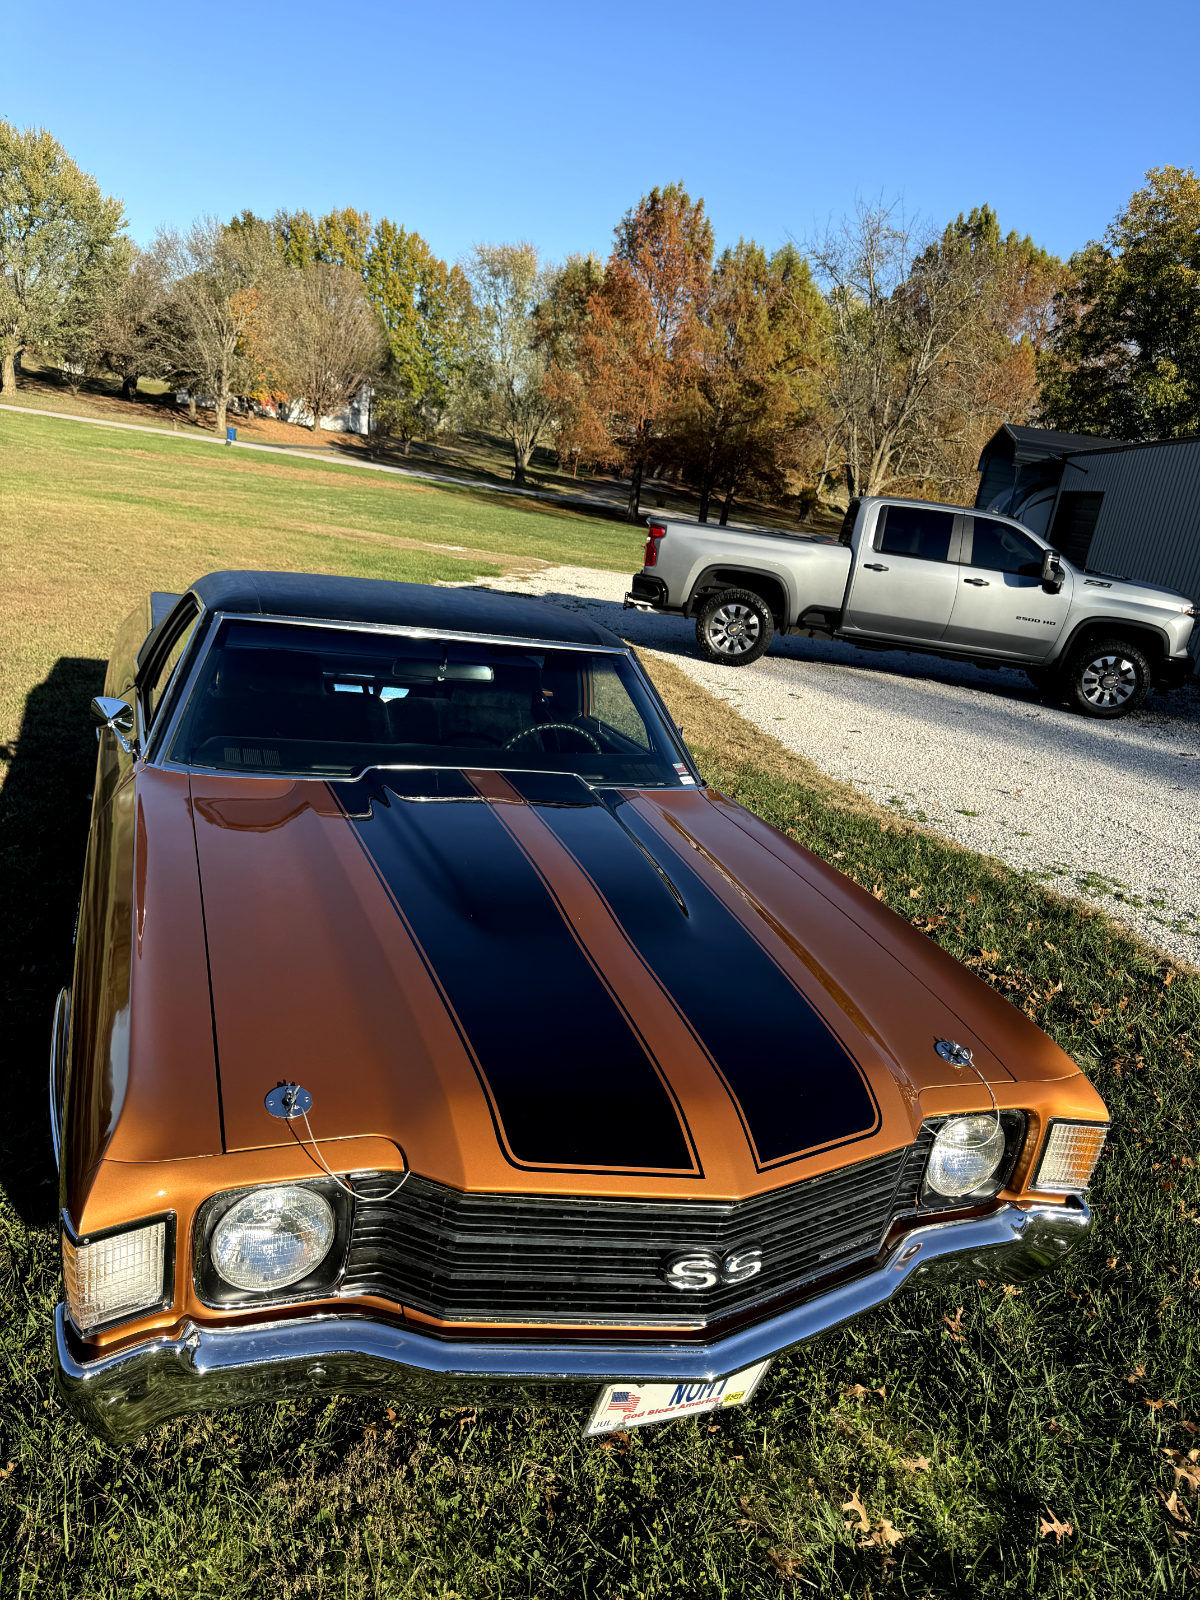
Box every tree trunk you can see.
[718,483,735,527]
[512,441,531,485]
[215,396,227,435]
[121,373,138,401]
[625,457,644,522]
[187,394,197,421]
[1,350,16,395]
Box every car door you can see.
[842,503,961,642]
[943,516,1074,660]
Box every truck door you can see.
[842,504,960,642]
[943,517,1073,660]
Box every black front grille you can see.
[341,1130,934,1327]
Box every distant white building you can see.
[177,383,373,435]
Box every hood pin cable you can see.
[265,1082,411,1202]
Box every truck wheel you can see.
[695,589,774,666]
[1064,638,1151,718]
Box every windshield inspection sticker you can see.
[673,762,697,786]
[584,1361,771,1436]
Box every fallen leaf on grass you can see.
[767,1547,801,1577]
[901,1456,931,1473]
[943,1306,966,1341]
[871,1520,904,1548]
[1147,1397,1179,1412]
[1160,1489,1193,1528]
[1002,1284,1023,1298]
[842,1489,871,1535]
[1127,1366,1146,1383]
[1164,1450,1200,1494]
[1039,1512,1074,1544]
[872,885,885,900]
[908,887,922,899]
[0,1462,14,1480]
[842,1383,886,1401]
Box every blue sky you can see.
[5,0,1197,268]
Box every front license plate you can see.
[583,1361,770,1437]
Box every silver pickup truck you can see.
[624,495,1197,719]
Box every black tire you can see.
[694,588,774,667]
[1063,637,1152,719]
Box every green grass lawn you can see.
[0,408,648,758]
[1,417,1197,1596]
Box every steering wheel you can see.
[503,722,603,753]
[437,732,503,747]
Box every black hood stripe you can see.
[536,799,880,1169]
[335,783,698,1175]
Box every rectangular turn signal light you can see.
[1031,1121,1108,1194]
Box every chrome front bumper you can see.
[56,1200,1089,1444]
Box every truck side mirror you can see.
[1041,549,1065,593]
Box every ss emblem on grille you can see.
[662,1247,763,1291]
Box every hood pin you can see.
[265,1082,313,1119]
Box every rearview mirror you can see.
[91,696,137,756]
[1041,549,1065,593]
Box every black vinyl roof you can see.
[978,423,1121,469]
[188,571,622,649]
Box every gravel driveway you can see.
[494,566,1200,965]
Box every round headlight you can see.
[926,1115,1007,1198]
[211,1185,335,1292]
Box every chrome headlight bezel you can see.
[919,1111,1027,1208]
[61,1209,176,1336]
[193,1177,352,1310]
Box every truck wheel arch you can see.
[1055,617,1170,673]
[686,566,791,626]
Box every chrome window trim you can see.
[149,609,699,785]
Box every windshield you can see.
[168,620,692,787]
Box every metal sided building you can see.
[976,424,1200,670]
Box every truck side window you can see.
[971,518,1044,578]
[876,506,954,562]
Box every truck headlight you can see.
[1031,1121,1108,1193]
[924,1115,1008,1199]
[210,1185,335,1292]
[62,1216,172,1334]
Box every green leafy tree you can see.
[1038,166,1200,439]
[0,121,124,393]
[463,242,557,484]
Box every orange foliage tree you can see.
[552,184,713,520]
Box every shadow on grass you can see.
[0,656,106,1227]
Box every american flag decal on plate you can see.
[584,1362,770,1437]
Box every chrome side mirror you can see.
[91,696,137,756]
[1041,549,1065,593]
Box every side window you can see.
[145,605,201,727]
[971,518,1043,577]
[875,505,955,563]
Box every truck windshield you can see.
[168,620,690,786]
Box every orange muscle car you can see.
[53,572,1109,1442]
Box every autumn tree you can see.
[559,184,713,520]
[0,120,124,393]
[1038,166,1200,439]
[273,260,384,431]
[804,200,1059,501]
[155,216,279,433]
[463,242,557,484]
[534,252,605,472]
[270,208,473,444]
[674,241,820,523]
[86,240,169,399]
